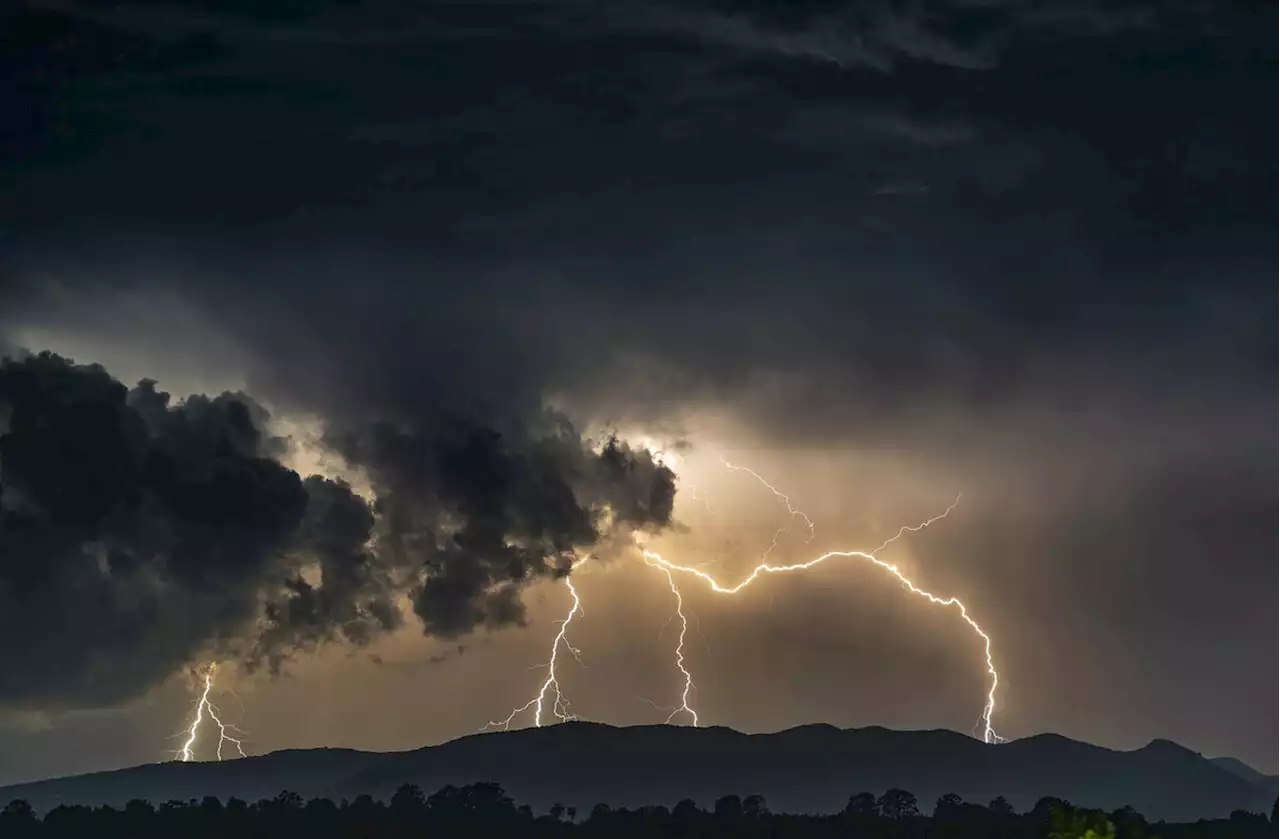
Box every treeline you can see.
[0,782,1274,838]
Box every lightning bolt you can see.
[479,448,998,744]
[642,481,1003,744]
[482,573,585,731]
[175,663,248,762]
[650,455,996,742]
[644,556,698,726]
[718,455,815,558]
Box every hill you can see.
[0,723,1272,821]
[1208,756,1276,789]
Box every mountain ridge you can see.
[1,723,1272,821]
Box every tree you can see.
[988,796,1015,816]
[934,792,964,818]
[1032,795,1069,829]
[1110,805,1146,839]
[845,791,878,818]
[743,794,769,819]
[878,788,919,820]
[549,801,567,821]
[1229,809,1268,833]
[0,800,36,825]
[124,799,156,818]
[462,781,512,813]
[714,794,743,820]
[348,793,380,822]
[1050,805,1115,839]
[673,798,701,820]
[273,790,304,811]
[0,800,38,839]
[390,783,425,816]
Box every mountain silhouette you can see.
[1208,755,1277,789]
[1,723,1272,821]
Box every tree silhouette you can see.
[878,788,919,820]
[743,793,769,819]
[935,792,964,816]
[1,801,39,839]
[988,795,1015,816]
[389,782,424,829]
[844,791,878,818]
[1050,804,1116,839]
[1,781,1271,838]
[714,794,743,820]
[672,797,701,820]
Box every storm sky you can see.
[0,0,1275,785]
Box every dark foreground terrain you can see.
[1,780,1275,839]
[2,723,1274,823]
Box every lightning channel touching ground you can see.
[644,555,699,726]
[482,575,584,731]
[175,663,247,762]
[642,477,1003,744]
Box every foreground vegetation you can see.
[1,782,1274,838]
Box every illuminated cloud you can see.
[0,352,675,710]
[0,0,1272,781]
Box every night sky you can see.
[0,0,1274,786]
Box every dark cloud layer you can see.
[0,0,1273,775]
[0,352,675,707]
[3,0,1270,437]
[0,353,308,707]
[329,420,673,639]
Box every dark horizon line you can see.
[3,719,1268,791]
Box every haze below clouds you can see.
[0,0,1274,783]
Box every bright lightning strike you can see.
[175,663,247,762]
[642,483,1003,744]
[647,455,998,742]
[479,447,998,745]
[482,574,585,731]
[644,556,698,726]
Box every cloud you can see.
[0,0,1273,773]
[630,5,890,70]
[615,1,997,72]
[328,419,674,639]
[0,352,307,708]
[0,351,676,708]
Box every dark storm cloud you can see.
[329,419,673,639]
[2,0,1269,501]
[5,0,1269,424]
[0,352,308,707]
[0,352,676,706]
[0,0,1274,770]
[252,474,402,666]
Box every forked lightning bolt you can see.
[644,473,1004,743]
[482,574,584,731]
[644,557,699,726]
[719,455,815,558]
[175,663,247,761]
